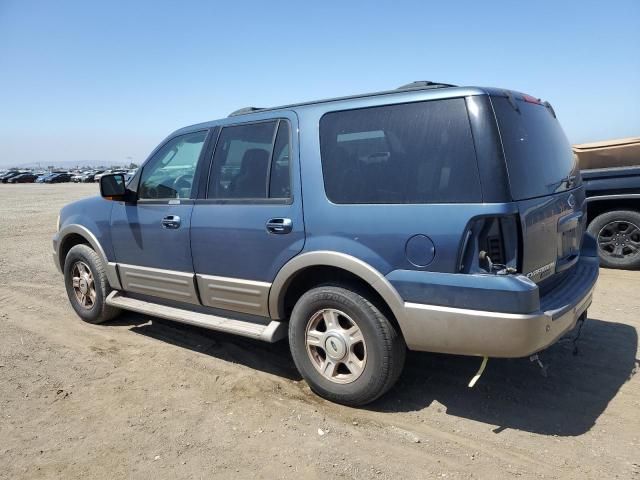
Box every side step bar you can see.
[106,291,287,342]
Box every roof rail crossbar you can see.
[396,81,457,90]
[228,106,264,117]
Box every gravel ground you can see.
[0,184,638,479]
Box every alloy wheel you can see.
[71,261,96,309]
[305,308,367,384]
[598,220,640,259]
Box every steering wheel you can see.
[172,174,193,196]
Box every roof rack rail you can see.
[396,81,457,90]
[228,106,264,117]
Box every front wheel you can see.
[288,286,406,406]
[63,244,121,324]
[587,210,640,270]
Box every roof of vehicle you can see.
[169,82,542,142]
[227,81,459,117]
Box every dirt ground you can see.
[0,184,638,479]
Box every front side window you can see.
[208,120,291,200]
[319,99,481,204]
[139,131,207,200]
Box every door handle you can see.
[266,218,292,234]
[161,215,181,229]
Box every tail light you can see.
[458,215,520,274]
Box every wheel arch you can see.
[268,251,406,329]
[586,195,640,224]
[57,224,121,289]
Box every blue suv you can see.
[53,82,599,405]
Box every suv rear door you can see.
[491,93,585,282]
[190,113,304,316]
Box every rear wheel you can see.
[288,286,406,406]
[64,244,121,323]
[588,210,640,269]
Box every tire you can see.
[587,210,640,270]
[63,244,121,324]
[288,286,406,406]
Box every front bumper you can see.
[398,255,598,358]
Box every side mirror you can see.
[100,174,127,200]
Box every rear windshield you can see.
[492,96,579,200]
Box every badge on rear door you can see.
[526,261,556,281]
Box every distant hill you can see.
[6,159,133,170]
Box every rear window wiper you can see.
[546,174,578,190]
[560,174,578,188]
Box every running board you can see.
[105,291,287,342]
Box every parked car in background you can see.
[124,169,138,183]
[95,170,127,182]
[81,170,104,182]
[35,173,55,183]
[575,138,640,269]
[54,82,598,405]
[72,171,91,183]
[93,170,113,183]
[7,173,38,183]
[1,171,27,183]
[45,172,72,183]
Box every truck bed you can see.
[582,166,640,197]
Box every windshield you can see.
[492,95,580,200]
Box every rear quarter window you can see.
[319,98,481,204]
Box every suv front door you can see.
[110,130,211,304]
[190,114,304,317]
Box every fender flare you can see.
[56,224,121,289]
[268,251,406,326]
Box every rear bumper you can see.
[398,255,598,358]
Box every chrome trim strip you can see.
[196,274,271,317]
[585,193,640,203]
[404,302,538,320]
[118,264,199,305]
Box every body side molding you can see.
[196,274,271,316]
[268,250,406,325]
[118,263,200,304]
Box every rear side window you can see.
[491,96,578,200]
[319,98,480,204]
[269,121,291,198]
[208,120,292,199]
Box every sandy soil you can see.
[0,184,638,479]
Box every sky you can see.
[0,0,638,168]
